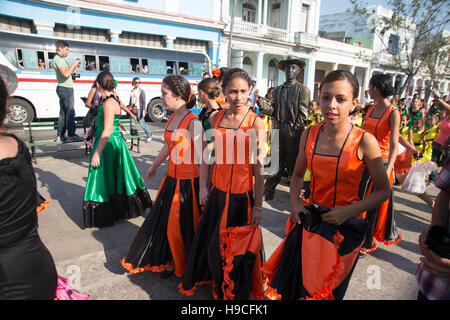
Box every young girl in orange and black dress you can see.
[360,74,401,255]
[121,75,208,278]
[179,68,266,300]
[262,70,390,300]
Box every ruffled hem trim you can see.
[121,258,173,275]
[384,233,402,246]
[360,239,378,253]
[36,199,50,213]
[264,285,282,300]
[222,227,238,300]
[178,281,214,297]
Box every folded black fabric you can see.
[425,225,450,259]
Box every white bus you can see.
[0,30,210,126]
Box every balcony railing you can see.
[294,32,318,48]
[230,19,292,42]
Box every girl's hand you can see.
[146,165,157,181]
[289,201,306,224]
[321,206,353,225]
[251,206,262,227]
[199,186,209,206]
[91,152,100,168]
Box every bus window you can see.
[147,59,165,74]
[85,55,96,71]
[109,56,129,73]
[16,49,25,69]
[0,48,19,68]
[178,61,189,75]
[166,61,176,74]
[130,58,140,73]
[190,62,205,77]
[18,49,42,69]
[99,56,109,71]
[48,52,56,61]
[67,54,85,71]
[141,59,148,74]
[37,51,45,70]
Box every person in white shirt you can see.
[129,77,152,142]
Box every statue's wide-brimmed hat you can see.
[277,58,306,71]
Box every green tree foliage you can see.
[350,0,449,96]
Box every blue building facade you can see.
[0,0,224,68]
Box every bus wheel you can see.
[6,98,35,127]
[147,99,165,122]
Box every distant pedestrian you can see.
[52,40,82,142]
[129,77,152,142]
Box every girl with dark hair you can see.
[82,71,152,228]
[180,68,266,300]
[197,77,222,140]
[262,70,389,300]
[0,72,58,299]
[121,74,208,279]
[360,73,401,255]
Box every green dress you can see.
[82,96,152,228]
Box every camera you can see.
[71,73,80,80]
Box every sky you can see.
[320,0,392,16]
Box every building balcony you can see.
[294,32,318,49]
[228,19,292,43]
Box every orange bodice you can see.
[164,112,200,180]
[305,124,367,209]
[364,105,397,161]
[211,109,258,194]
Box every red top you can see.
[211,109,258,194]
[305,123,367,210]
[364,105,397,161]
[164,112,200,180]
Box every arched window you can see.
[242,55,254,77]
[242,2,256,23]
[267,58,279,88]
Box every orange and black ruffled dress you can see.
[121,112,201,277]
[179,109,265,300]
[263,124,370,300]
[361,105,401,251]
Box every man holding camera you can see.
[52,40,82,142]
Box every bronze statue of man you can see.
[260,58,310,200]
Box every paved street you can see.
[13,121,438,300]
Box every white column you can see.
[305,57,316,94]
[165,36,176,49]
[263,0,268,25]
[257,0,263,24]
[231,50,244,68]
[256,51,265,93]
[110,30,122,43]
[34,20,54,37]
[350,65,356,74]
[362,67,370,93]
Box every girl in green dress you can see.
[82,71,152,228]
